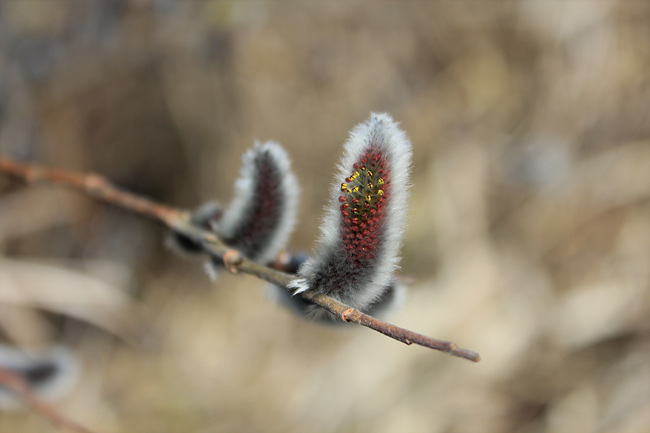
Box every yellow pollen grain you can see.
[378,189,384,196]
[341,183,348,192]
[378,178,384,185]
[352,186,359,193]
[367,182,373,189]
[367,170,373,177]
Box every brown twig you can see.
[0,156,480,363]
[0,366,94,433]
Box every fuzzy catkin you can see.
[216,141,299,264]
[290,113,412,312]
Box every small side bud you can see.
[270,253,405,324]
[0,344,80,410]
[289,113,412,313]
[169,201,223,255]
[215,141,299,264]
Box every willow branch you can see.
[0,367,95,433]
[0,156,480,363]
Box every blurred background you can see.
[1,1,649,432]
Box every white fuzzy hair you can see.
[291,113,412,310]
[0,344,80,410]
[216,141,299,264]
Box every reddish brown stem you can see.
[0,158,180,224]
[0,156,480,363]
[0,367,95,433]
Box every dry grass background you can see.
[1,1,649,432]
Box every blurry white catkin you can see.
[0,344,80,410]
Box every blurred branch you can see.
[0,157,480,363]
[0,367,94,433]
